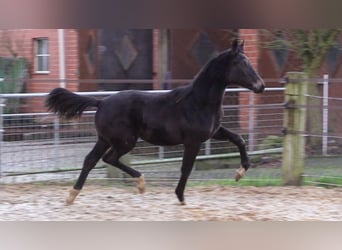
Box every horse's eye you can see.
[242,59,249,67]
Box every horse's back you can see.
[95,90,171,128]
[95,88,192,145]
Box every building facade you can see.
[1,28,341,137]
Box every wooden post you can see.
[282,72,308,185]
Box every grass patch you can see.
[189,176,342,188]
[303,176,342,187]
[188,178,283,187]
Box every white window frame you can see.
[34,38,50,74]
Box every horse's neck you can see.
[191,68,226,109]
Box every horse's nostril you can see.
[258,80,265,93]
[261,85,265,93]
[254,82,265,93]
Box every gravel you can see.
[1,184,341,221]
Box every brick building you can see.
[0,29,79,93]
[1,29,341,137]
[0,29,261,91]
[0,29,100,114]
[0,28,284,137]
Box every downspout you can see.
[58,29,66,88]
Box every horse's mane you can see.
[172,48,234,104]
[173,85,193,103]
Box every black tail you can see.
[46,88,100,119]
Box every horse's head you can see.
[219,39,265,93]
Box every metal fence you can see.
[300,76,342,186]
[0,81,286,184]
[305,75,342,155]
[1,76,341,187]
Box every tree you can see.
[260,29,341,151]
[0,30,29,112]
[0,30,29,92]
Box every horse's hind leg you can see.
[212,126,249,181]
[102,147,145,194]
[66,138,110,205]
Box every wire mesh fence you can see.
[0,77,341,186]
[300,76,342,186]
[0,81,285,184]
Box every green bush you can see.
[259,135,283,150]
[0,57,29,113]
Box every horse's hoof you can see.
[65,198,74,206]
[235,166,246,181]
[135,175,146,194]
[179,201,186,206]
[65,188,80,205]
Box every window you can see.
[34,38,49,73]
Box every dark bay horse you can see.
[46,39,265,205]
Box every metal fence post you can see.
[0,94,5,177]
[282,72,308,185]
[0,76,5,177]
[54,117,60,146]
[53,116,60,168]
[248,92,256,151]
[322,74,329,156]
[205,139,211,155]
[158,146,164,160]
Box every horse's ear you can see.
[232,39,244,54]
[231,39,239,54]
[239,40,245,51]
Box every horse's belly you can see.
[139,126,183,146]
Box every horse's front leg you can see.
[212,126,250,181]
[175,143,201,205]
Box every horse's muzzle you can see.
[253,80,265,93]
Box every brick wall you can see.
[0,29,79,112]
[238,29,260,134]
[153,29,160,89]
[64,29,79,92]
[78,29,98,91]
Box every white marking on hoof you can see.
[179,201,186,206]
[235,166,246,181]
[66,188,80,205]
[135,175,146,194]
